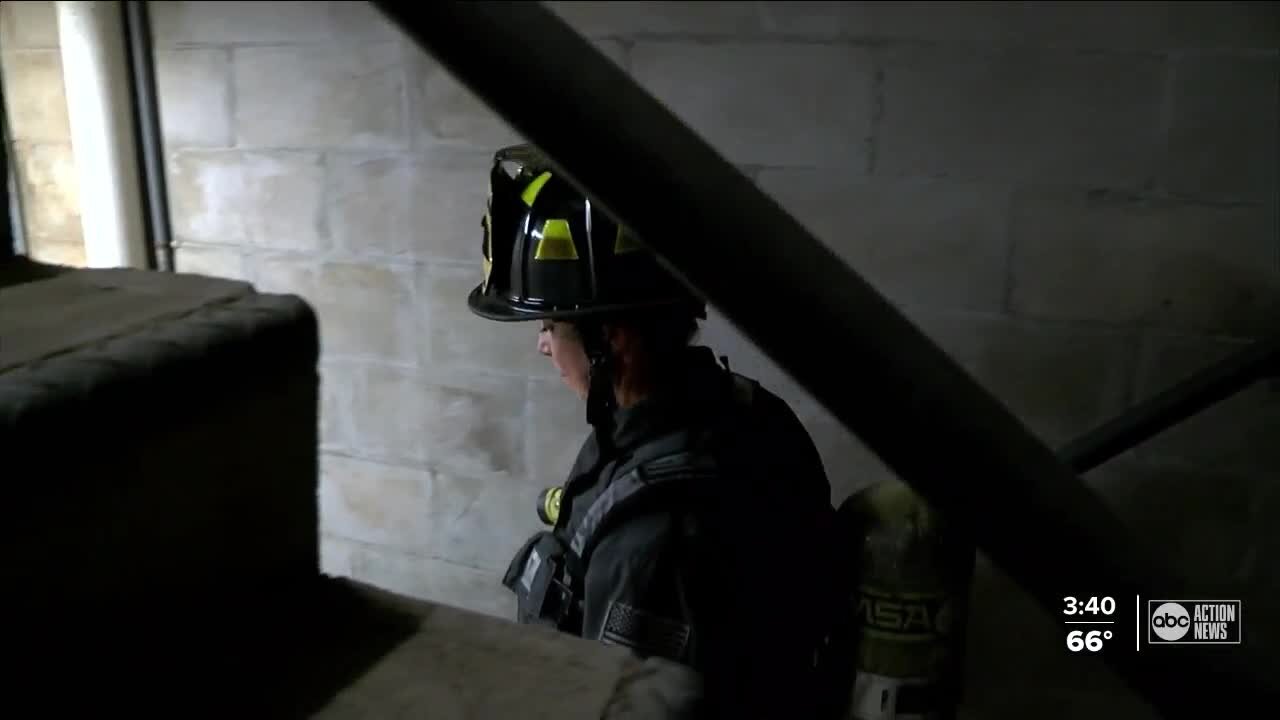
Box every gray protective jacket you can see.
[503,346,846,718]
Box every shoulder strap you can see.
[568,448,718,562]
[563,368,759,575]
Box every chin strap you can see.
[577,321,617,451]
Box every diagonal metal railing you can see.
[371,2,1275,716]
[1061,332,1278,474]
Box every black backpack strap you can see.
[567,449,719,565]
[556,447,720,658]
[567,370,757,561]
[557,368,760,627]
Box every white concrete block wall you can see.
[0,1,83,264]
[2,2,1277,716]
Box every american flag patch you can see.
[599,601,691,661]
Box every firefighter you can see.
[467,144,850,718]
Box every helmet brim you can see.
[467,284,706,323]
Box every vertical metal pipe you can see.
[1,152,11,260]
[0,76,15,260]
[121,0,174,272]
[1,12,29,260]
[373,2,1275,714]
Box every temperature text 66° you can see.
[1067,629,1112,652]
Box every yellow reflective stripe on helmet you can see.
[615,226,643,254]
[521,171,553,206]
[534,219,578,260]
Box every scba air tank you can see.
[837,479,976,720]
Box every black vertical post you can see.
[0,114,12,261]
[121,0,174,272]
[0,56,21,260]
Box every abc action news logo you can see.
[1147,600,1242,644]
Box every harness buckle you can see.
[534,555,580,628]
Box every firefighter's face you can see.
[538,319,590,399]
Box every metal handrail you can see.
[372,2,1275,716]
[1062,333,1279,473]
